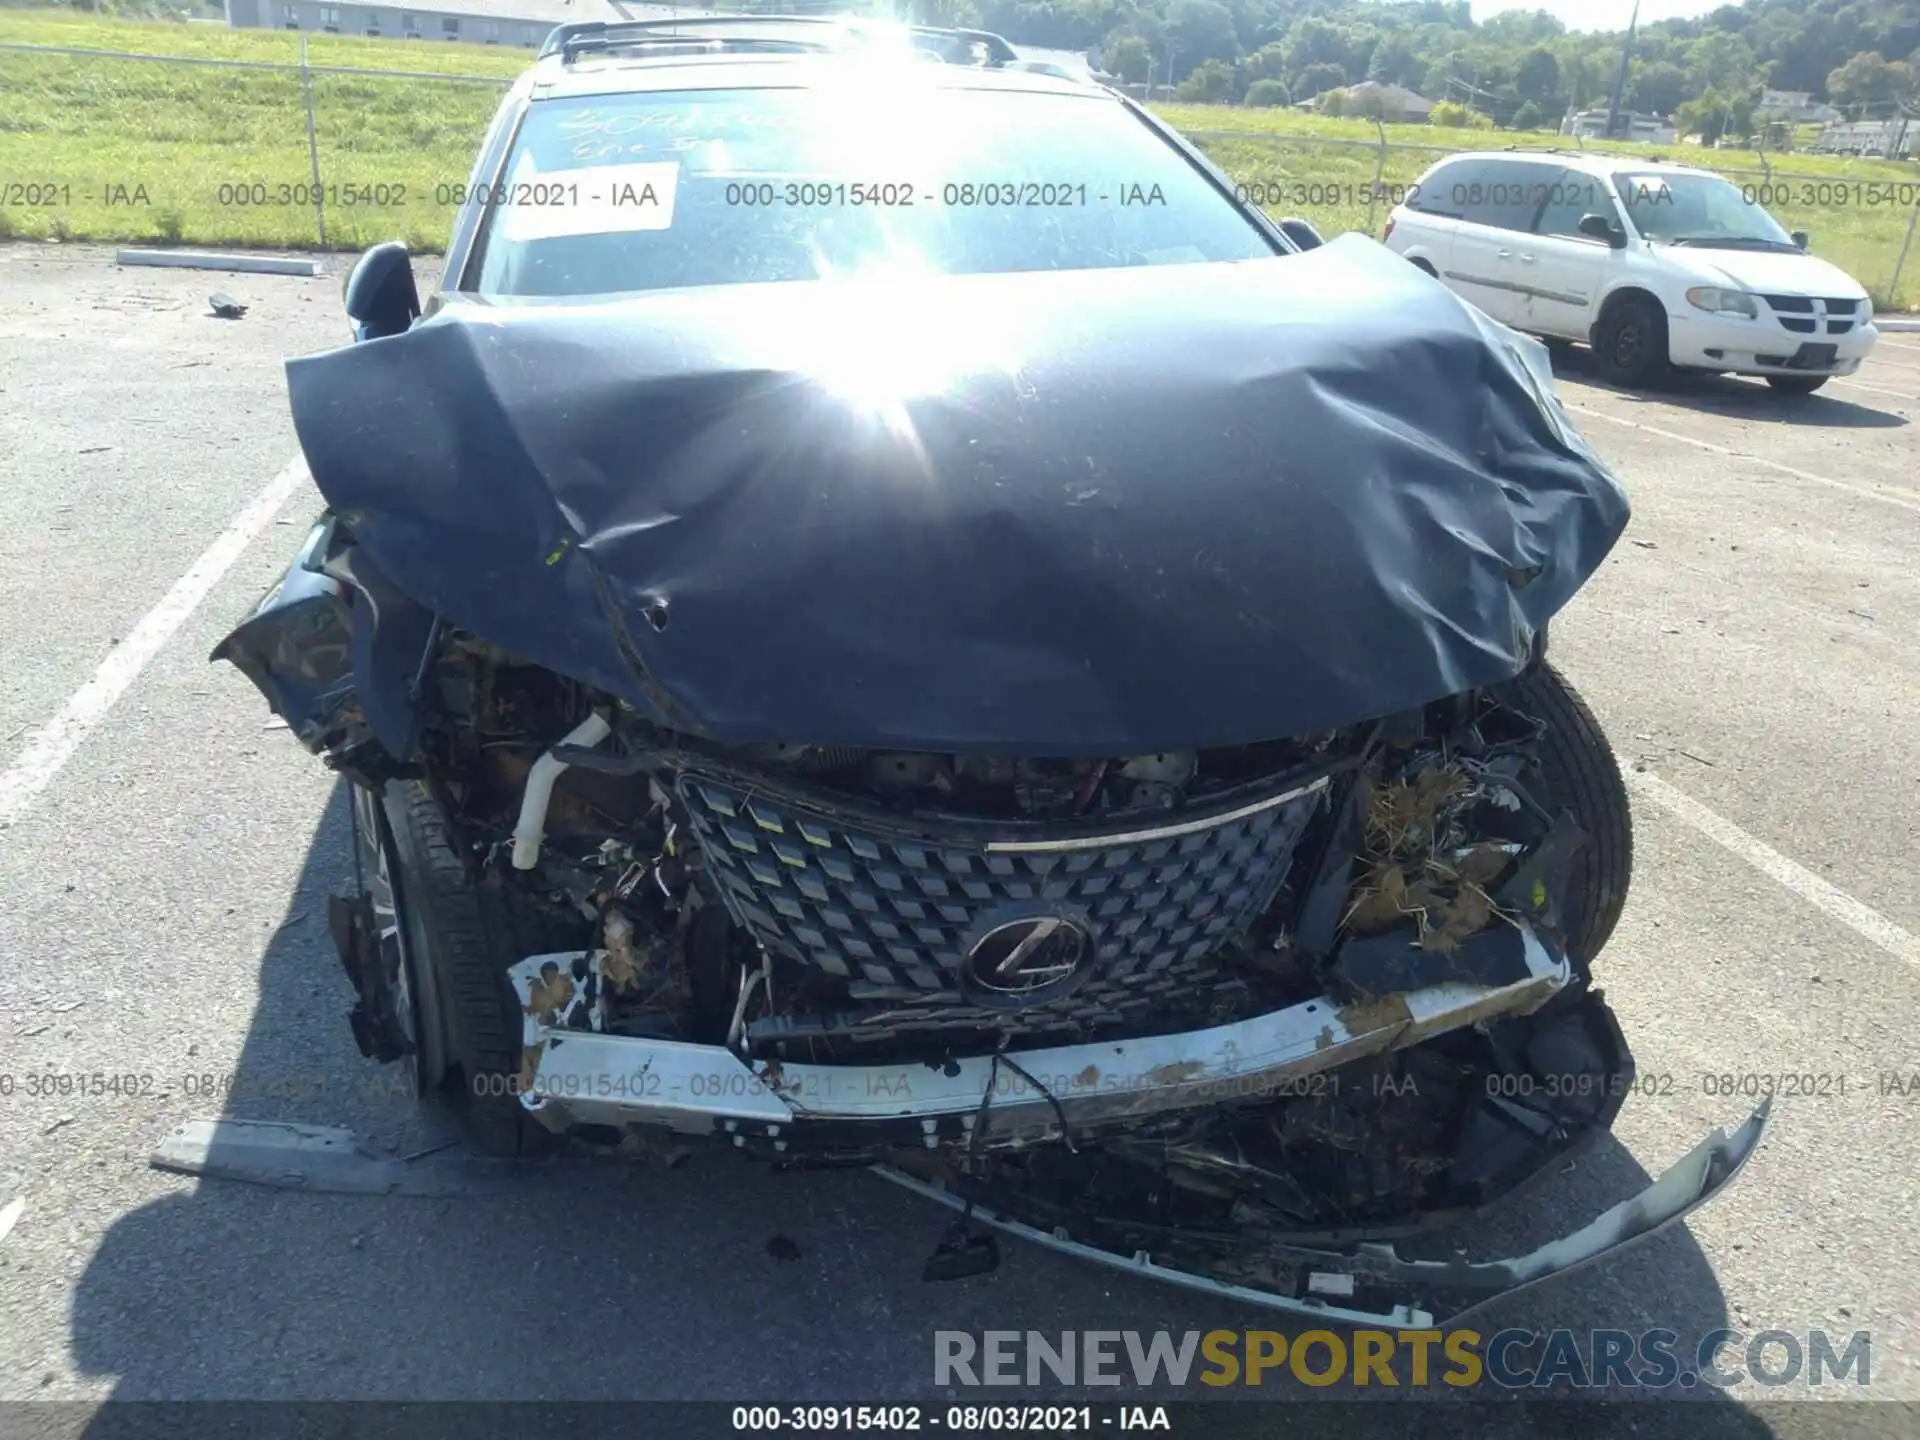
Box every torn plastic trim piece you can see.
[873,1098,1770,1326]
[1333,1096,1773,1308]
[984,776,1329,853]
[506,925,1570,1137]
[876,1164,1438,1330]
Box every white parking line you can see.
[1565,403,1920,516]
[1627,770,1920,975]
[0,456,309,828]
[1830,376,1920,402]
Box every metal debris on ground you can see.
[149,1118,518,1197]
[209,293,249,320]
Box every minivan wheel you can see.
[1592,295,1669,388]
[1765,375,1829,395]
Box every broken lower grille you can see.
[680,774,1326,1005]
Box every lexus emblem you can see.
[962,916,1095,1006]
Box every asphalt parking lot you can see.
[1,242,1918,1434]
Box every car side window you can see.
[1455,160,1558,233]
[1536,170,1615,240]
[1410,159,1482,218]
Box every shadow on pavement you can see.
[1548,345,1910,428]
[64,780,1774,1426]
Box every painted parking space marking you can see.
[0,455,309,828]
[1626,770,1920,975]
[1829,374,1920,402]
[1565,403,1920,516]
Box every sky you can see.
[1469,1,1727,31]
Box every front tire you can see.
[380,779,593,1157]
[1506,663,1633,967]
[1592,295,1669,389]
[1766,375,1829,395]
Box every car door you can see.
[1439,159,1553,328]
[1391,156,1476,274]
[1521,169,1624,340]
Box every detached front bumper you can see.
[880,1099,1772,1327]
[508,924,1571,1148]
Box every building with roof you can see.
[1325,81,1434,121]
[222,0,694,47]
[1560,107,1677,145]
[1815,117,1916,158]
[1758,89,1841,124]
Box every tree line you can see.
[930,0,1920,133]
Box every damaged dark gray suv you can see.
[215,16,1768,1326]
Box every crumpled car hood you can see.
[286,235,1629,754]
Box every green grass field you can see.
[3,8,1918,306]
[0,9,518,250]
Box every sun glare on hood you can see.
[798,267,1028,434]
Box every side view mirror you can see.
[343,241,421,342]
[1578,213,1627,248]
[1792,230,1810,250]
[1277,216,1325,251]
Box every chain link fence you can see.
[0,40,510,251]
[1,39,1916,309]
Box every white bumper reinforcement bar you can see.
[507,923,1571,1142]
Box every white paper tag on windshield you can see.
[498,157,680,243]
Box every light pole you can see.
[1605,0,1643,140]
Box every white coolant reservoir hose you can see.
[511,710,612,870]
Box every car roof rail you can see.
[540,16,1018,68]
[909,25,1020,66]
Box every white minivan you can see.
[1383,150,1879,394]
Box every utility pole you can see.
[1605,0,1642,140]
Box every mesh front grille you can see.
[681,774,1323,1000]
